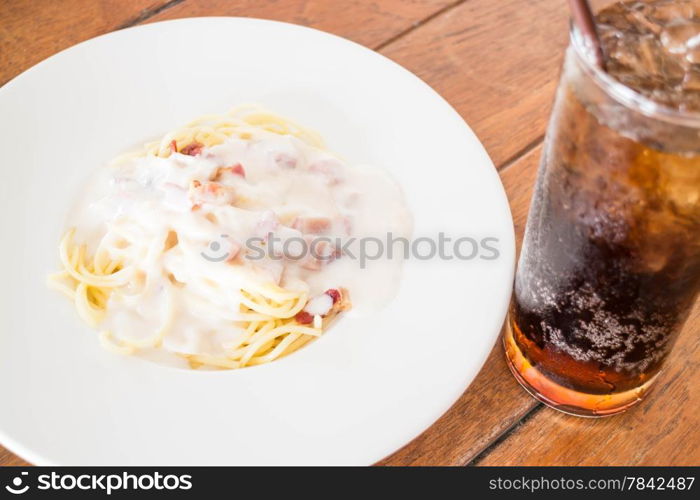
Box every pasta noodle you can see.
[48,107,352,370]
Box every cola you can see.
[506,0,700,416]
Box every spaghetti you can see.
[48,107,353,370]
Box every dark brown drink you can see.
[506,0,700,416]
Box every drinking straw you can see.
[568,0,606,69]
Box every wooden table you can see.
[1,0,698,467]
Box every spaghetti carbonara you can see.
[48,107,411,369]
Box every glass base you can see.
[503,317,659,417]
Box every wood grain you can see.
[479,302,700,466]
[380,144,543,465]
[0,447,29,466]
[2,0,698,467]
[0,0,176,85]
[380,0,568,167]
[145,0,459,49]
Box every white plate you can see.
[0,17,514,465]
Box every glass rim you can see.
[570,24,700,129]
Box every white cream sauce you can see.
[68,131,412,362]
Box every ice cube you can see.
[661,20,700,54]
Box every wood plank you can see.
[379,0,568,167]
[478,301,700,466]
[145,0,459,49]
[0,0,176,85]
[380,145,542,465]
[0,447,29,466]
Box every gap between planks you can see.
[374,0,469,51]
[467,403,545,466]
[115,0,470,53]
[117,0,186,30]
